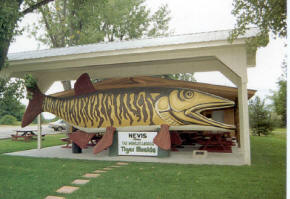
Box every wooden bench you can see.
[11,134,33,142]
[197,133,232,153]
[60,137,71,148]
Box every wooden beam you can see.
[74,124,235,133]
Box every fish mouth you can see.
[185,101,236,129]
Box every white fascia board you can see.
[11,40,241,62]
[8,39,247,72]
[8,28,259,63]
[7,29,259,77]
[8,29,255,60]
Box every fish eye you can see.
[184,91,194,99]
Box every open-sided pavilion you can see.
[6,28,259,165]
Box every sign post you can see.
[37,114,42,149]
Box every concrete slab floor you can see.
[5,145,245,165]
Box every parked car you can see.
[48,120,67,131]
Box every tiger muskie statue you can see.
[22,74,236,131]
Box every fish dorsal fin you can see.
[74,73,96,96]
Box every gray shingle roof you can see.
[8,28,259,61]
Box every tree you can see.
[29,0,104,89]
[29,0,171,89]
[270,58,287,127]
[31,0,170,45]
[157,73,195,82]
[0,0,55,72]
[0,0,54,122]
[249,96,273,136]
[0,78,26,121]
[230,0,286,49]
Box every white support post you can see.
[237,80,251,165]
[37,114,42,149]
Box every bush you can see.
[0,115,17,125]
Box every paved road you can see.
[0,125,63,139]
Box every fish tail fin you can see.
[22,87,45,127]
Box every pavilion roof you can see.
[8,28,259,61]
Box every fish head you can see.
[155,88,235,129]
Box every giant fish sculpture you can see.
[22,74,236,131]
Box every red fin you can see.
[74,73,96,96]
[69,130,96,149]
[22,87,44,127]
[93,127,116,154]
[153,124,171,150]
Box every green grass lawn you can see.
[0,133,65,154]
[272,128,287,140]
[0,129,286,199]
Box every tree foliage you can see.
[0,0,55,72]
[249,96,273,136]
[270,58,287,127]
[0,1,54,122]
[0,78,25,121]
[0,114,18,125]
[27,0,170,90]
[0,0,23,72]
[29,0,171,90]
[31,0,171,47]
[230,0,286,48]
[157,73,195,82]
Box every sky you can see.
[8,0,286,116]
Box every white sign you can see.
[118,132,158,156]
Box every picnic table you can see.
[60,132,101,149]
[197,133,233,153]
[11,129,45,141]
[60,135,72,148]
